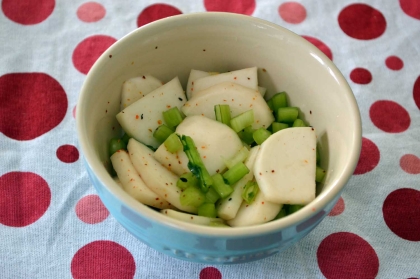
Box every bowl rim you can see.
[76,12,362,237]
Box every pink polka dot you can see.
[385,56,404,70]
[369,100,410,133]
[279,2,306,24]
[77,2,106,23]
[0,172,51,227]
[137,4,182,28]
[354,137,380,175]
[413,76,420,110]
[73,105,77,119]
[301,36,333,61]
[338,4,386,40]
[2,0,55,25]
[56,144,79,163]
[400,154,420,174]
[317,232,379,279]
[204,0,256,15]
[400,0,420,20]
[0,73,67,141]
[76,195,109,224]
[350,68,372,84]
[72,35,117,75]
[328,197,345,216]
[200,267,222,279]
[71,240,136,279]
[383,188,420,241]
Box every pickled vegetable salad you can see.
[110,67,326,227]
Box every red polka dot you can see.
[369,100,411,133]
[72,35,117,75]
[317,232,379,279]
[56,144,79,163]
[71,240,136,279]
[350,68,372,84]
[73,105,77,119]
[385,56,404,70]
[76,195,109,224]
[137,4,182,28]
[0,172,51,227]
[328,197,345,216]
[2,0,55,25]
[400,0,420,20]
[200,267,222,279]
[354,137,380,175]
[278,2,306,24]
[204,0,256,15]
[413,76,420,110]
[0,73,67,141]
[338,4,386,40]
[77,2,106,23]
[301,36,333,61]
[383,188,420,241]
[400,154,420,174]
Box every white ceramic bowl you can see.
[77,12,361,264]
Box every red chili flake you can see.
[165,194,167,197]
[178,160,182,164]
[105,110,108,113]
[168,164,172,167]
[203,156,207,159]
[157,120,162,125]
[262,68,267,72]
[191,216,194,219]
[120,159,123,162]
[304,160,308,163]
[262,202,265,205]
[271,170,275,173]
[109,55,112,58]
[107,101,110,104]
[130,178,134,181]
[223,99,227,102]
[192,81,194,85]
[191,88,194,91]
[136,115,139,119]
[164,210,168,214]
[155,198,159,200]
[116,150,121,153]
[166,105,171,108]
[247,77,250,80]
[246,205,249,207]
[310,110,312,114]
[203,49,206,52]
[234,77,237,80]
[311,127,314,131]
[148,129,152,132]
[142,76,146,79]
[165,183,168,185]
[201,146,206,149]
[259,172,262,176]
[232,99,234,101]
[155,46,158,49]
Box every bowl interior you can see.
[77,13,361,235]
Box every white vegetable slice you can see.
[254,127,317,205]
[116,77,186,148]
[192,67,258,98]
[120,75,163,110]
[153,115,243,176]
[186,69,211,100]
[110,150,171,209]
[161,209,225,226]
[182,82,274,130]
[217,146,260,220]
[127,138,197,213]
[258,86,267,97]
[227,192,282,227]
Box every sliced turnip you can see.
[120,75,163,110]
[161,209,225,226]
[254,127,317,205]
[110,150,171,209]
[116,77,186,148]
[217,146,260,220]
[186,69,211,100]
[127,138,197,213]
[182,82,274,130]
[153,115,243,176]
[192,67,258,98]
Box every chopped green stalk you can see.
[121,133,131,145]
[267,99,274,111]
[316,147,321,164]
[211,173,233,198]
[222,162,249,185]
[253,128,272,145]
[292,119,306,127]
[214,104,231,126]
[209,221,230,227]
[205,187,221,203]
[198,203,217,218]
[163,107,184,129]
[277,107,299,123]
[316,166,326,182]
[272,122,289,133]
[274,208,287,220]
[177,172,199,190]
[109,138,127,155]
[230,109,254,132]
[287,204,304,214]
[238,126,255,145]
[164,133,183,153]
[224,146,250,169]
[179,186,206,208]
[153,124,174,143]
[271,92,288,111]
[242,181,259,204]
[180,135,213,192]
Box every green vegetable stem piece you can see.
[164,133,183,153]
[177,172,199,190]
[214,104,231,126]
[238,126,255,145]
[292,119,306,127]
[198,203,217,218]
[274,208,287,220]
[121,133,131,145]
[179,186,205,208]
[253,127,272,145]
[287,204,304,214]
[270,92,288,111]
[162,107,184,129]
[276,107,299,123]
[272,122,289,133]
[224,146,250,169]
[109,138,127,156]
[316,166,326,182]
[230,109,254,133]
[209,221,229,227]
[153,124,174,143]
[222,162,249,185]
[316,147,321,164]
[211,173,233,199]
[242,181,259,204]
[205,187,221,203]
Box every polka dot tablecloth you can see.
[0,1,419,278]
